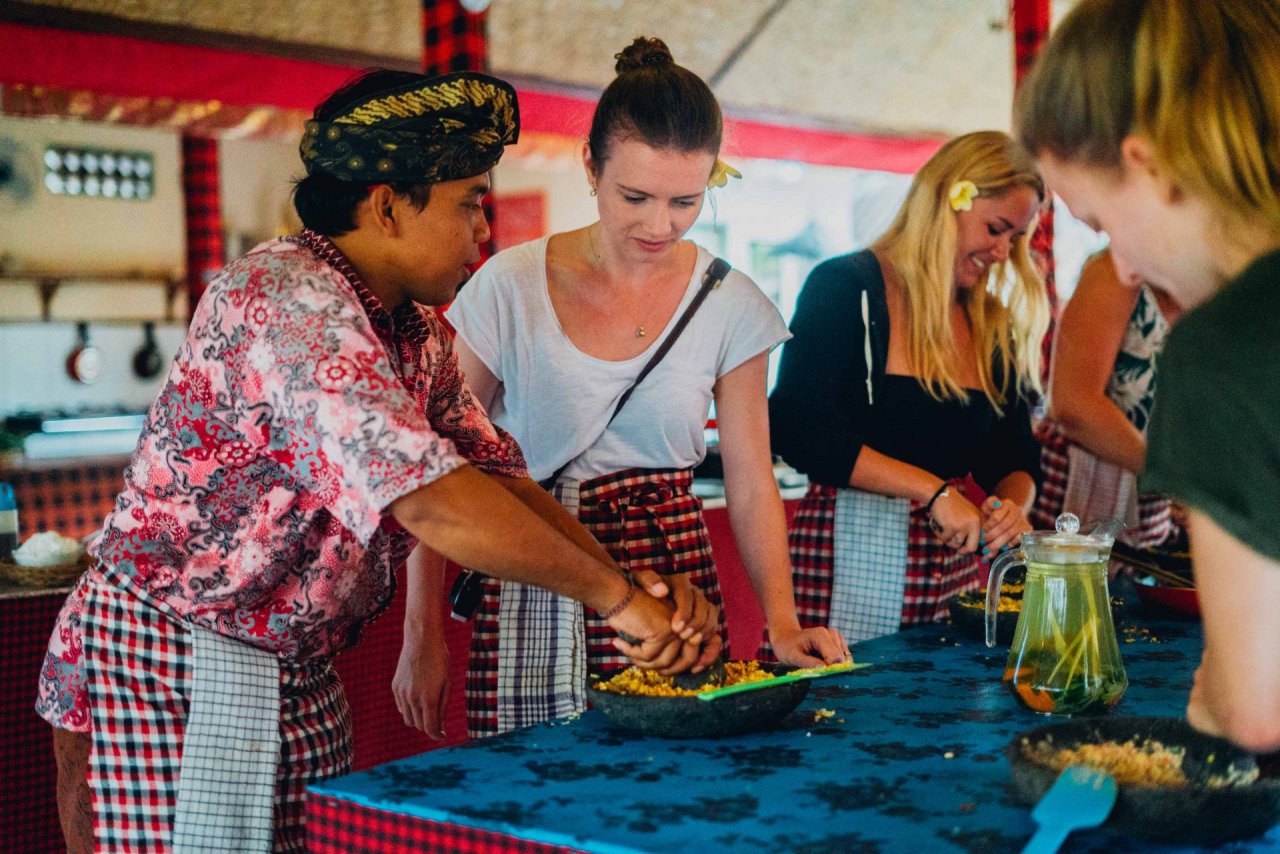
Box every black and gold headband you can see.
[300,71,520,184]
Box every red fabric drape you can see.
[0,21,357,111]
[1013,0,1056,386]
[181,136,225,310]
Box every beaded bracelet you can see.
[598,573,636,620]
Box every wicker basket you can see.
[0,553,90,588]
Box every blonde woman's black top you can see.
[768,249,1042,492]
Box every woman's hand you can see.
[392,633,451,740]
[770,624,850,668]
[979,495,1032,557]
[929,488,983,554]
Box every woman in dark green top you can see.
[1017,0,1280,752]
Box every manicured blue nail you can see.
[999,544,1009,552]
[993,500,1002,508]
[982,547,991,556]
[981,530,988,537]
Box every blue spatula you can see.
[1022,766,1117,854]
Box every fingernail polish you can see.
[993,500,1002,508]
[1000,544,1009,552]
[983,547,991,556]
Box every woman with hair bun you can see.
[768,130,1049,645]
[440,36,847,737]
[1016,0,1280,752]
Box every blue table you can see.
[309,612,1279,853]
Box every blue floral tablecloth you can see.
[311,612,1279,853]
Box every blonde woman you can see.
[767,131,1049,645]
[1016,0,1280,751]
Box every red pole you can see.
[1012,0,1056,387]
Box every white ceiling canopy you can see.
[490,0,1081,140]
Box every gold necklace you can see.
[588,225,648,338]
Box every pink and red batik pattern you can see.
[38,230,527,733]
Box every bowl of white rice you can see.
[1,531,88,587]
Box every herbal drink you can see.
[1002,552,1127,716]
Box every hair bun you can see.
[614,36,674,74]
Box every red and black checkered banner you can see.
[182,135,226,312]
[1012,0,1056,386]
[423,0,495,276]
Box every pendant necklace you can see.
[588,226,647,338]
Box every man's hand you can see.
[630,569,723,674]
[392,634,450,740]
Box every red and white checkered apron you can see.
[1030,421,1176,549]
[77,576,352,852]
[760,481,984,658]
[465,467,722,737]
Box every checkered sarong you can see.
[75,577,352,852]
[761,482,983,657]
[466,468,721,737]
[1030,421,1175,549]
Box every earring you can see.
[589,187,597,197]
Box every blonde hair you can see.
[1016,0,1280,238]
[873,131,1048,411]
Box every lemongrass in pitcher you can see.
[987,514,1128,715]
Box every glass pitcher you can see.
[985,513,1127,716]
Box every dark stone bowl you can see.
[1007,715,1280,845]
[588,662,810,739]
[949,591,1019,645]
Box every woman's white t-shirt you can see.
[447,237,790,483]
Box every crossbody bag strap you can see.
[609,256,731,421]
[448,257,732,621]
[543,256,732,487]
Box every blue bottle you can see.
[0,483,17,561]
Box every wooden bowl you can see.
[0,553,90,588]
[948,591,1020,645]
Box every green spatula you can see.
[1022,766,1117,854]
[695,659,868,701]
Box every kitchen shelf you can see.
[0,273,185,322]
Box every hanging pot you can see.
[132,321,163,380]
[65,322,103,385]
